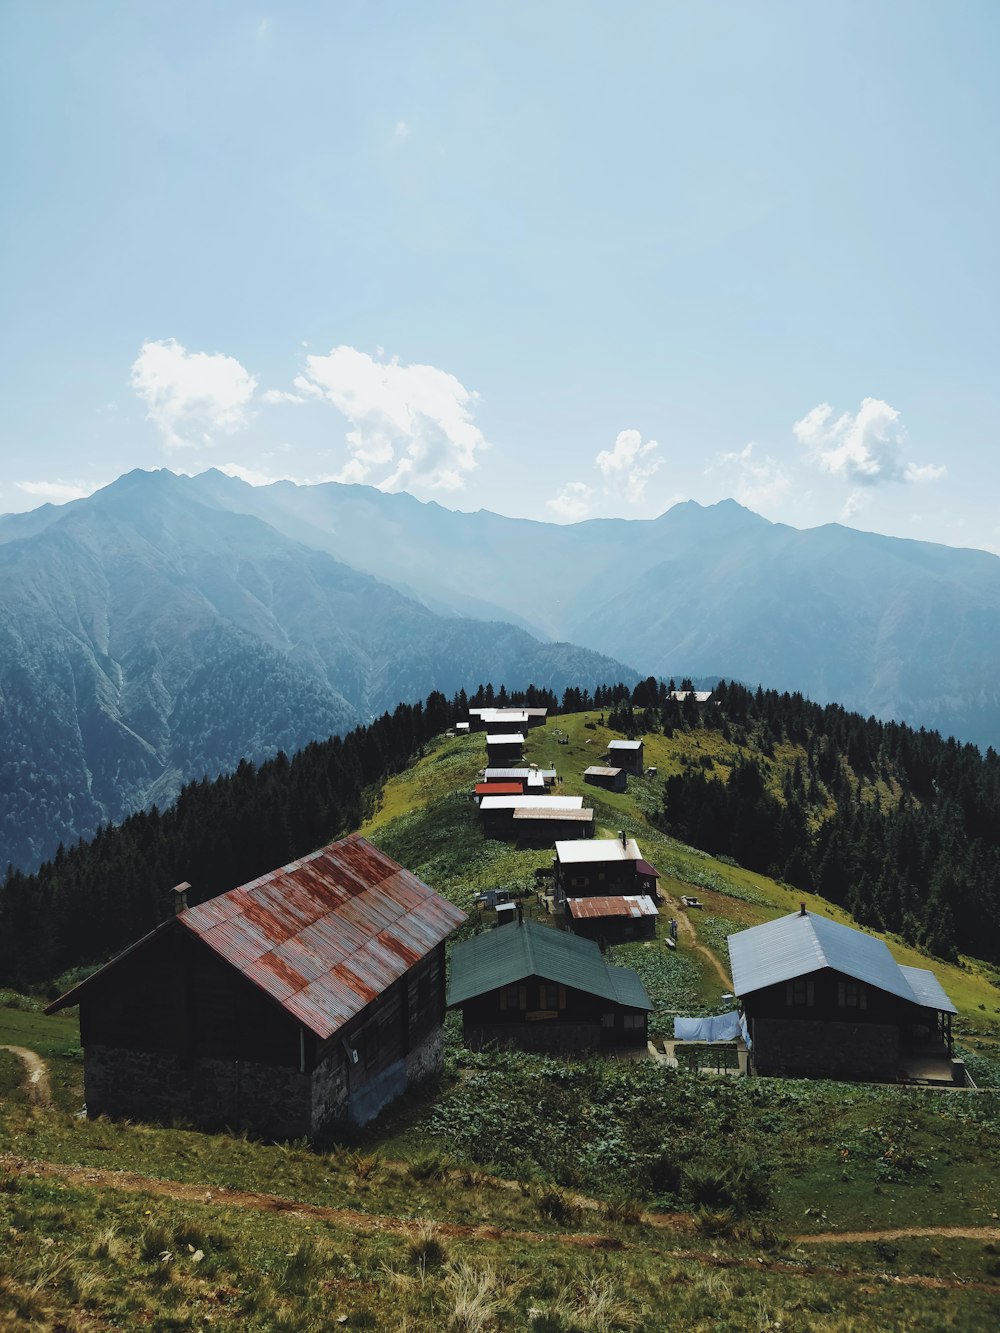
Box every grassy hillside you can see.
[2,712,1000,1329]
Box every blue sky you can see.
[1,2,998,550]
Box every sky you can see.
[1,2,998,551]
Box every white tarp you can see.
[674,1011,742,1042]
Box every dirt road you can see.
[0,1045,52,1108]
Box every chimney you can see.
[799,901,807,917]
[173,881,191,915]
[619,829,627,848]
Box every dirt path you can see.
[0,1154,628,1251]
[0,1045,52,1108]
[797,1225,1000,1245]
[665,898,733,991]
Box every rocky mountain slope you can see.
[0,471,636,871]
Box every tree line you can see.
[639,679,1000,964]
[0,682,587,990]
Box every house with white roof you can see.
[552,833,660,905]
[607,739,644,774]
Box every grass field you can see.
[3,712,1000,1329]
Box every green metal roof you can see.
[447,920,653,1011]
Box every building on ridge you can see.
[728,906,963,1084]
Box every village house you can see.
[583,764,627,793]
[447,919,653,1054]
[607,739,644,774]
[475,781,524,800]
[45,836,466,1137]
[552,834,661,906]
[469,706,548,730]
[483,767,557,790]
[486,732,524,766]
[566,895,659,946]
[511,806,594,845]
[478,794,587,838]
[729,907,963,1084]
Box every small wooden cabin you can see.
[607,739,644,774]
[448,920,652,1054]
[729,908,962,1084]
[486,733,524,766]
[567,894,658,945]
[553,835,660,904]
[46,836,466,1138]
[511,806,594,846]
[584,765,627,793]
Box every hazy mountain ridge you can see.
[0,473,637,870]
[183,471,1000,747]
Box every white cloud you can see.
[793,397,944,487]
[16,478,103,504]
[392,120,411,144]
[711,442,790,512]
[841,490,871,521]
[261,388,306,405]
[215,462,337,488]
[130,338,258,449]
[299,345,488,493]
[546,481,595,521]
[595,429,661,504]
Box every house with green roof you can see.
[447,919,653,1054]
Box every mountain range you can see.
[5,466,1000,871]
[0,470,634,872]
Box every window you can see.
[838,980,867,1009]
[623,1014,644,1030]
[542,984,560,1010]
[601,1012,615,1028]
[571,875,588,888]
[499,984,524,1012]
[785,978,815,1007]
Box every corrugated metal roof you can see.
[608,740,642,750]
[446,920,652,1011]
[486,733,525,745]
[584,766,623,777]
[484,768,557,781]
[480,795,584,811]
[475,782,523,795]
[899,965,957,1014]
[567,895,658,918]
[728,911,956,1011]
[554,837,642,864]
[512,807,594,822]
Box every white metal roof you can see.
[554,837,642,864]
[477,709,529,723]
[513,807,594,822]
[608,739,642,750]
[584,765,622,777]
[899,965,958,1014]
[486,733,525,745]
[480,795,584,811]
[669,691,713,703]
[728,911,957,1012]
[484,767,556,781]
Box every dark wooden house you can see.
[729,907,961,1084]
[486,732,524,766]
[46,836,466,1138]
[448,919,652,1054]
[553,835,660,905]
[512,807,594,846]
[607,739,644,774]
[584,764,627,793]
[566,894,659,945]
[478,794,585,837]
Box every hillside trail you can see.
[0,1045,52,1108]
[663,897,733,992]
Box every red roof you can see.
[634,859,660,879]
[48,835,466,1041]
[567,895,659,919]
[475,782,523,796]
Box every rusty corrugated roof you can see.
[181,835,465,1039]
[567,895,659,919]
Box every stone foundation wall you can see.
[753,1019,899,1080]
[84,1045,312,1138]
[465,1021,602,1056]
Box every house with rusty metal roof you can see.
[46,835,466,1138]
[566,894,659,946]
[447,919,652,1054]
[729,906,964,1085]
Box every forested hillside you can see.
[4,676,1000,991]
